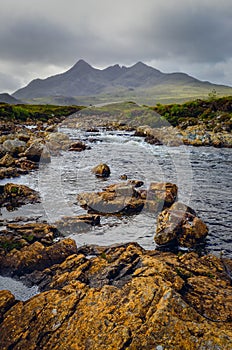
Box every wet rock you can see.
[92,163,111,177]
[69,140,88,152]
[55,214,101,235]
[0,243,231,349]
[23,141,51,163]
[0,238,77,276]
[0,153,15,167]
[120,174,128,180]
[145,182,178,212]
[0,183,40,210]
[78,181,144,215]
[155,202,208,247]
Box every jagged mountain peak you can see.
[66,59,95,74]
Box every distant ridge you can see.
[0,93,23,104]
[12,60,232,105]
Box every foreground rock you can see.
[155,202,208,247]
[0,242,231,349]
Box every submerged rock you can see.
[92,163,111,178]
[0,242,231,349]
[155,202,208,247]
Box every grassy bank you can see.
[0,103,84,122]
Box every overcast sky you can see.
[1,0,232,93]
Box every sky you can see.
[1,0,232,93]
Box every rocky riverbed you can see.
[0,115,231,349]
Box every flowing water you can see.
[0,127,231,299]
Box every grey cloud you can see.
[0,18,85,65]
[0,73,21,93]
[0,0,232,90]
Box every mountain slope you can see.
[0,93,23,104]
[13,60,232,105]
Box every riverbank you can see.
[0,100,232,349]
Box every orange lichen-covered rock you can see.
[0,242,231,349]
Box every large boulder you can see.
[155,202,208,247]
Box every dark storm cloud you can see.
[0,18,85,65]
[0,0,232,90]
[143,5,232,64]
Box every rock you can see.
[55,214,101,235]
[0,153,15,167]
[16,132,31,143]
[23,141,51,163]
[0,183,40,210]
[0,144,7,158]
[46,132,70,143]
[155,202,208,247]
[120,174,128,180]
[2,138,26,155]
[0,167,20,180]
[45,125,58,132]
[0,290,16,322]
[145,134,163,145]
[0,222,59,253]
[69,140,88,152]
[92,163,111,178]
[0,238,77,276]
[15,158,38,171]
[145,182,178,212]
[0,243,231,349]
[78,181,144,215]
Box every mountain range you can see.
[12,60,232,105]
